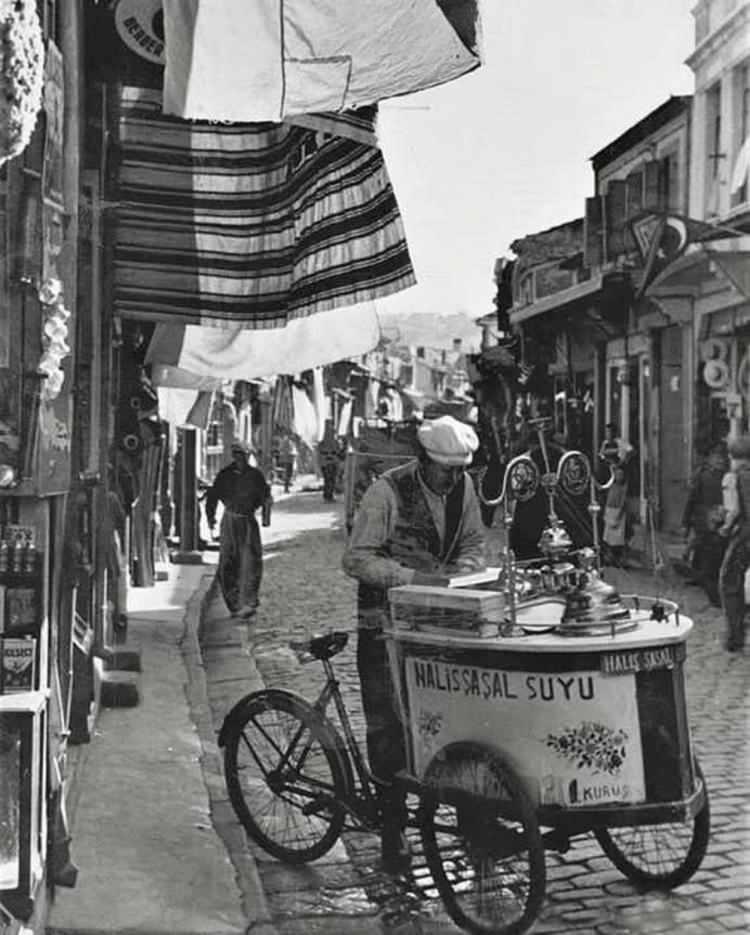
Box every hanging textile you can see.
[221,399,238,464]
[185,390,214,430]
[271,377,295,434]
[311,368,329,442]
[112,86,415,328]
[156,387,199,427]
[146,301,381,383]
[162,0,481,123]
[292,384,318,450]
[337,399,353,438]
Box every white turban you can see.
[417,416,479,466]
[231,439,252,454]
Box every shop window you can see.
[705,83,723,217]
[658,151,680,212]
[206,422,220,447]
[0,697,46,921]
[730,63,749,209]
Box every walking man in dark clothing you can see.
[681,441,728,605]
[205,440,271,619]
[343,415,485,873]
[717,434,750,651]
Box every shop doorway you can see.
[659,325,688,532]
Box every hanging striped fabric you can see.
[111,86,416,328]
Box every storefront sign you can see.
[700,337,750,400]
[601,645,676,676]
[114,0,165,64]
[405,655,646,808]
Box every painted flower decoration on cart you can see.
[417,709,443,747]
[546,721,629,777]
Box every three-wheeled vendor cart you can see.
[386,592,708,934]
[220,435,709,935]
[383,440,709,934]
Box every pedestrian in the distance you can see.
[205,440,272,619]
[681,441,728,605]
[279,434,297,493]
[717,434,750,652]
[599,424,634,566]
[342,415,485,874]
[602,464,629,566]
[319,421,340,502]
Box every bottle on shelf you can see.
[23,543,36,576]
[11,539,24,574]
[0,539,8,574]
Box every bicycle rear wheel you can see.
[223,689,351,863]
[420,742,546,935]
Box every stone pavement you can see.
[197,490,750,935]
[46,564,253,935]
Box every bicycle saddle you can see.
[289,631,349,660]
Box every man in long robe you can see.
[206,441,271,618]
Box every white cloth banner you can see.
[147,302,381,385]
[156,387,199,427]
[162,0,481,122]
[292,385,319,451]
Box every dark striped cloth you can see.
[112,86,416,328]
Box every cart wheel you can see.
[594,761,710,889]
[420,742,546,935]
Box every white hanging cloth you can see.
[162,0,481,122]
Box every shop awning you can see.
[146,301,382,387]
[162,0,481,122]
[112,86,416,329]
[647,235,750,301]
[509,273,604,325]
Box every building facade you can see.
[650,0,750,456]
[501,97,693,532]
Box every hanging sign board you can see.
[114,0,165,64]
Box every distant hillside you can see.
[377,310,481,352]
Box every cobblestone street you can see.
[202,490,749,935]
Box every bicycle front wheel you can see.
[421,742,546,935]
[223,689,351,864]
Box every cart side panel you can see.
[393,640,650,809]
[635,665,694,802]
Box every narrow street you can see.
[200,490,750,935]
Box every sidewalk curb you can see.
[181,572,280,935]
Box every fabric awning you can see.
[112,86,416,328]
[146,301,382,386]
[162,0,481,122]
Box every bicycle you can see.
[218,629,546,935]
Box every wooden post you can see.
[173,426,202,563]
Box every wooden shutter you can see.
[584,196,604,269]
[606,179,628,259]
[643,161,661,212]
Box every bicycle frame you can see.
[310,656,384,829]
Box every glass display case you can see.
[0,692,47,921]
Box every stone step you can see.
[98,668,141,708]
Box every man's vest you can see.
[357,460,465,617]
[735,465,750,539]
